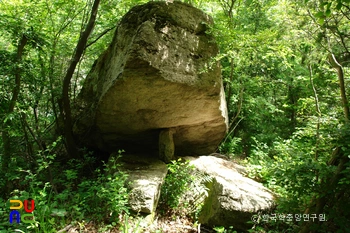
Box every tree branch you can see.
[85,25,116,49]
[61,0,101,157]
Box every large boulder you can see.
[184,156,276,231]
[73,1,228,156]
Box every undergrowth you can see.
[159,158,212,222]
[159,158,196,210]
[243,124,350,232]
[1,139,213,233]
[0,140,130,233]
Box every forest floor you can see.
[58,212,216,233]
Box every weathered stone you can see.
[184,156,276,231]
[159,128,175,163]
[111,153,168,214]
[73,1,228,156]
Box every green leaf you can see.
[336,2,343,10]
[51,209,67,217]
[314,11,325,18]
[48,217,55,224]
[318,17,325,25]
[320,1,329,7]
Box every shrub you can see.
[159,159,195,210]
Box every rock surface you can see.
[111,153,168,214]
[159,128,176,163]
[73,1,228,156]
[184,156,276,231]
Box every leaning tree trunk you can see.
[300,54,350,233]
[329,54,350,121]
[61,0,101,158]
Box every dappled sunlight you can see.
[1,0,349,232]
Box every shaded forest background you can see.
[0,0,349,232]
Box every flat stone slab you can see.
[112,154,168,214]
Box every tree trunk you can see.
[300,54,350,233]
[61,0,101,158]
[287,76,297,132]
[329,54,349,121]
[1,34,28,194]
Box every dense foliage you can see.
[211,0,350,232]
[1,0,349,232]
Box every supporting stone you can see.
[159,128,176,163]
